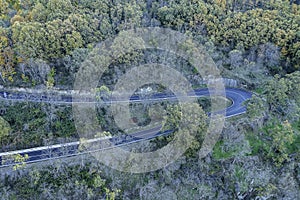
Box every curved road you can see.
[0,88,252,168]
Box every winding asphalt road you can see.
[0,88,252,168]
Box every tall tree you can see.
[0,116,10,143]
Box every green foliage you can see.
[46,0,73,21]
[51,107,76,138]
[264,74,289,113]
[12,153,29,170]
[46,67,55,88]
[286,133,300,157]
[0,163,120,199]
[285,71,300,104]
[245,95,265,120]
[245,132,266,156]
[0,0,9,19]
[95,85,111,101]
[0,102,77,151]
[160,103,208,158]
[110,30,145,64]
[0,116,10,142]
[158,1,300,71]
[66,13,103,44]
[1,153,29,170]
[30,3,47,22]
[255,183,278,199]
[264,72,300,117]
[0,0,299,84]
[265,121,295,167]
[12,20,83,61]
[212,140,240,160]
[1,1,300,198]
[162,104,182,132]
[197,96,232,113]
[247,120,297,167]
[2,102,48,150]
[0,28,16,83]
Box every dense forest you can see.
[0,0,300,199]
[0,0,299,84]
